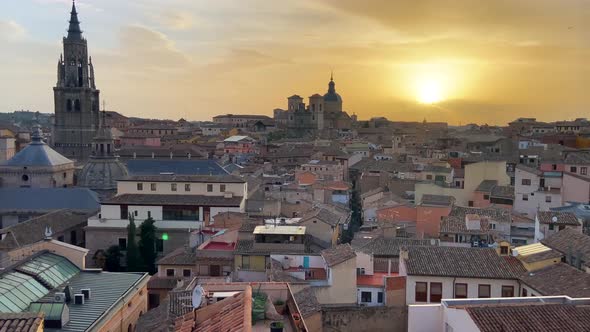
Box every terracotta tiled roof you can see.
[490,185,514,199]
[440,216,492,235]
[351,236,436,256]
[404,246,521,279]
[466,304,590,332]
[475,180,498,192]
[321,244,356,267]
[542,228,590,267]
[421,194,454,207]
[0,312,44,332]
[148,276,182,290]
[449,206,511,224]
[520,263,590,297]
[536,211,581,225]
[294,287,321,318]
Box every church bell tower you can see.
[53,1,100,160]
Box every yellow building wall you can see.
[522,258,561,272]
[97,284,148,332]
[235,254,267,271]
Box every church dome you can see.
[323,77,342,103]
[2,125,73,168]
[78,158,128,190]
[78,111,128,190]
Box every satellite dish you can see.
[552,216,558,223]
[192,286,204,309]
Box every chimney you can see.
[400,248,409,261]
[465,214,481,230]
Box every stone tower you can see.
[53,1,100,160]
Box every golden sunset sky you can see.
[0,0,589,124]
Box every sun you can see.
[416,79,443,104]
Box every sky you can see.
[0,0,589,125]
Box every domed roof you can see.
[79,158,128,190]
[323,77,342,103]
[78,110,129,190]
[1,125,73,167]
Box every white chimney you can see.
[465,214,481,230]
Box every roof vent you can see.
[74,294,84,305]
[81,288,91,300]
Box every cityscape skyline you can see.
[0,0,588,125]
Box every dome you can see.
[323,77,342,103]
[2,125,73,168]
[78,158,128,190]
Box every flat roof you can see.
[253,225,306,235]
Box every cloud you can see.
[0,20,26,41]
[154,10,195,31]
[115,25,190,70]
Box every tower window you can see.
[74,99,81,111]
[67,99,72,112]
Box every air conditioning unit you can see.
[54,292,66,303]
[74,294,84,305]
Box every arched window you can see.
[67,99,72,112]
[100,144,104,154]
[74,99,81,111]
[107,144,111,154]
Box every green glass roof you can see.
[29,302,66,320]
[0,271,49,312]
[15,253,79,289]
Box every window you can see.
[137,183,143,191]
[120,205,128,219]
[220,184,226,192]
[166,269,175,277]
[171,183,177,191]
[147,211,151,219]
[522,194,528,201]
[522,288,528,296]
[478,284,491,298]
[430,283,442,303]
[377,292,384,304]
[57,235,64,242]
[484,194,490,200]
[552,164,557,170]
[150,183,157,191]
[501,285,514,297]
[501,246,509,255]
[521,179,531,186]
[426,175,433,180]
[183,269,191,277]
[119,238,127,250]
[22,174,29,182]
[468,201,474,207]
[63,172,67,179]
[361,291,372,303]
[582,167,588,175]
[570,166,577,173]
[415,282,428,302]
[185,184,191,192]
[549,223,554,230]
[156,239,164,252]
[545,196,552,203]
[242,256,250,269]
[454,283,467,298]
[207,184,213,192]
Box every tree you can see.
[104,246,122,272]
[139,217,157,274]
[126,214,143,272]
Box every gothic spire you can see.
[67,1,83,40]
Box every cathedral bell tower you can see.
[53,1,100,160]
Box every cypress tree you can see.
[139,217,157,274]
[126,214,142,271]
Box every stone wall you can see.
[322,306,407,332]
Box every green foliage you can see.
[126,214,143,272]
[104,246,122,272]
[139,217,157,274]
